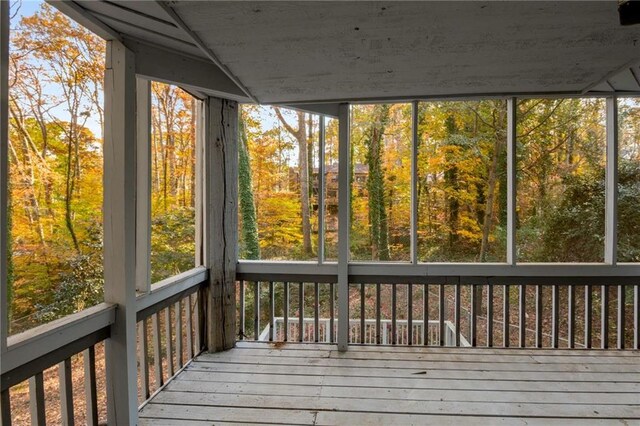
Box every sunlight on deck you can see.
[139,342,640,425]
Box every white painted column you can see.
[195,100,206,268]
[135,78,151,293]
[337,103,350,351]
[204,97,238,352]
[605,96,618,265]
[0,0,9,355]
[103,40,138,425]
[411,101,419,264]
[318,115,326,264]
[194,100,207,349]
[506,97,517,266]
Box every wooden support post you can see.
[0,0,9,356]
[194,100,207,350]
[318,116,326,263]
[411,101,419,264]
[337,103,350,352]
[506,97,517,266]
[605,96,618,265]
[103,40,138,425]
[135,78,152,293]
[204,97,238,352]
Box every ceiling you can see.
[54,1,640,105]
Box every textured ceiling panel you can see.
[169,1,640,103]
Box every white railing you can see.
[258,317,469,346]
[0,267,208,425]
[237,262,640,350]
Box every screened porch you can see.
[1,1,640,425]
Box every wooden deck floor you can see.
[139,341,640,425]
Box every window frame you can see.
[239,95,640,275]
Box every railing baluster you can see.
[315,282,320,343]
[152,313,163,387]
[552,285,559,349]
[299,282,304,342]
[360,283,366,344]
[195,290,203,352]
[519,284,526,347]
[175,301,183,368]
[503,285,510,347]
[635,284,639,350]
[376,283,382,345]
[470,284,477,347]
[138,319,150,399]
[1,389,11,426]
[585,284,592,349]
[254,281,260,341]
[330,282,335,343]
[439,285,445,347]
[568,285,575,349]
[602,284,609,349]
[487,284,493,347]
[535,285,542,348]
[359,283,366,344]
[617,284,625,350]
[423,284,429,346]
[58,358,74,426]
[392,283,397,345]
[165,307,174,376]
[455,283,461,347]
[29,372,45,426]
[408,283,413,346]
[83,347,98,426]
[284,282,289,342]
[239,280,245,340]
[186,294,193,359]
[269,281,275,342]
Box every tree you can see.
[8,4,106,331]
[274,108,313,256]
[365,104,391,260]
[238,114,260,259]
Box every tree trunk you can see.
[444,115,459,256]
[298,113,312,256]
[480,135,503,261]
[65,125,80,253]
[238,116,260,259]
[9,105,47,247]
[480,105,506,262]
[274,108,313,257]
[366,105,391,261]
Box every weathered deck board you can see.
[195,354,640,372]
[174,370,640,393]
[164,380,640,404]
[220,346,640,364]
[139,342,640,425]
[186,361,640,382]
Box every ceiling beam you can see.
[124,38,251,102]
[581,57,640,94]
[278,103,340,118]
[272,89,640,106]
[157,1,258,103]
[47,0,122,42]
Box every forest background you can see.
[7,1,640,336]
